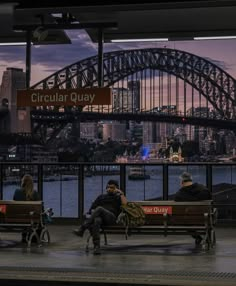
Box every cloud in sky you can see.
[0,30,236,85]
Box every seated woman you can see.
[13,174,40,243]
[14,174,40,201]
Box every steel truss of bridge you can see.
[0,48,236,143]
[29,48,236,142]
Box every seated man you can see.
[73,179,127,255]
[175,172,211,202]
[175,171,212,244]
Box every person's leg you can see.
[73,215,91,237]
[89,216,102,255]
[90,206,117,225]
[74,206,116,237]
[88,207,117,255]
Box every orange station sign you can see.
[17,87,111,107]
[141,206,172,215]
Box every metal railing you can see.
[0,162,235,222]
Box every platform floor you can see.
[0,225,236,286]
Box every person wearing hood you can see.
[174,172,211,201]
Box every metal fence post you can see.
[0,164,3,200]
[120,164,126,195]
[79,163,84,222]
[163,164,169,200]
[37,164,43,200]
[206,164,213,194]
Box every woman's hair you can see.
[21,174,34,201]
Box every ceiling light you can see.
[111,38,168,43]
[194,36,236,40]
[0,42,31,46]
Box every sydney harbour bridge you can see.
[2,47,236,142]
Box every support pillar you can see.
[97,28,104,87]
[26,30,31,89]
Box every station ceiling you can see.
[1,0,236,45]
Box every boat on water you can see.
[128,167,151,180]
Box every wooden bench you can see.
[96,200,217,251]
[0,200,51,247]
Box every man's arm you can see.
[88,195,102,213]
[115,189,128,205]
[174,191,182,201]
[198,188,212,200]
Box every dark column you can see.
[0,164,3,200]
[120,164,126,195]
[206,164,212,194]
[79,164,84,222]
[26,30,31,89]
[97,28,104,87]
[163,164,169,200]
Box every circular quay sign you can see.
[17,88,111,107]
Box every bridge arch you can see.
[31,48,236,119]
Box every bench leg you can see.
[39,228,50,244]
[210,229,216,248]
[86,235,91,253]
[202,230,211,251]
[26,229,40,247]
[104,232,108,245]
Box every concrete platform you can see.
[0,225,236,286]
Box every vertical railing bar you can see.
[0,164,3,200]
[79,163,84,222]
[38,164,43,200]
[206,163,212,195]
[144,165,146,200]
[120,164,126,196]
[60,173,62,217]
[163,164,168,200]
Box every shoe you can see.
[195,235,203,245]
[93,245,101,255]
[73,226,85,237]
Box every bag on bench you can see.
[116,202,146,238]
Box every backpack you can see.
[116,202,146,239]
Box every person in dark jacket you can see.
[73,179,127,255]
[175,172,211,201]
[174,172,211,244]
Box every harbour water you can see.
[2,165,235,217]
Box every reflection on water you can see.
[2,166,235,218]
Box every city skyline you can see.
[0,30,236,86]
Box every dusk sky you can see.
[0,30,236,86]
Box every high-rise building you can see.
[112,87,128,112]
[128,80,140,112]
[142,122,156,144]
[0,68,30,133]
[112,81,140,113]
[102,122,126,141]
[80,122,98,140]
[186,107,210,150]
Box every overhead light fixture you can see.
[0,42,31,46]
[194,36,236,40]
[111,38,169,43]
